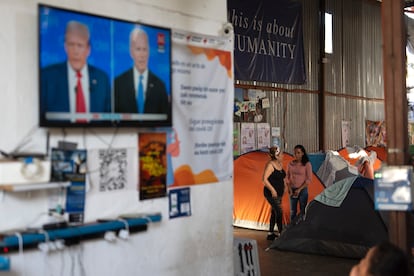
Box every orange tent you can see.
[233,151,325,230]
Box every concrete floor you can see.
[234,227,359,276]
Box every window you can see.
[325,12,333,54]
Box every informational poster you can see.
[341,120,351,148]
[50,148,87,224]
[256,123,271,150]
[271,126,281,147]
[241,123,255,154]
[170,30,233,186]
[138,132,167,200]
[169,187,192,219]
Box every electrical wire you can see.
[14,232,26,276]
[37,229,52,276]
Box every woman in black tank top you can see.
[262,146,286,240]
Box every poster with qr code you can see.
[98,148,128,192]
[87,147,136,193]
[169,187,191,219]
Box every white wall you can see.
[0,0,234,275]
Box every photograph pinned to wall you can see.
[51,148,87,181]
[169,187,191,219]
[341,120,351,148]
[261,98,270,109]
[139,132,167,200]
[365,120,386,147]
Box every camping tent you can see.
[233,150,325,230]
[269,176,389,259]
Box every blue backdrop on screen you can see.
[39,7,171,95]
[227,0,306,84]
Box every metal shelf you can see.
[0,181,70,192]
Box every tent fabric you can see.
[314,176,357,207]
[316,146,383,188]
[233,151,325,230]
[269,177,389,259]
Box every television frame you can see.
[38,4,172,128]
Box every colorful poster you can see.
[139,132,167,200]
[257,123,271,150]
[169,187,192,219]
[365,120,386,147]
[170,30,233,186]
[241,123,256,154]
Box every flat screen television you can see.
[38,4,172,128]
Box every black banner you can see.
[227,0,306,84]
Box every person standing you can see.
[262,146,286,240]
[286,144,312,223]
[40,20,111,122]
[114,27,169,115]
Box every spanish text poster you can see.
[169,187,191,219]
[240,123,255,154]
[170,30,233,186]
[138,132,167,200]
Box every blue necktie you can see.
[137,75,144,113]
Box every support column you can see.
[381,0,410,253]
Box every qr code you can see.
[99,148,127,192]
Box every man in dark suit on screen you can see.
[114,28,169,115]
[40,21,111,122]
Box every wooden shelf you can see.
[0,181,70,192]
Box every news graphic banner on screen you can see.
[38,4,172,128]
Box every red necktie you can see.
[76,71,86,122]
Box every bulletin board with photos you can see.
[234,88,269,123]
[234,88,271,156]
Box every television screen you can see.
[38,4,172,128]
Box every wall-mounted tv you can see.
[38,4,172,128]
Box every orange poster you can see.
[138,132,167,200]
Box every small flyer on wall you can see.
[169,187,191,219]
[341,120,351,148]
[50,148,87,224]
[256,123,271,150]
[138,132,167,200]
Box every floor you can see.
[233,227,359,276]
